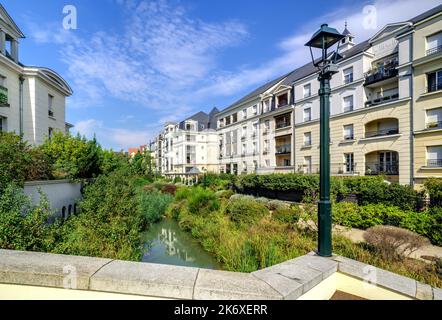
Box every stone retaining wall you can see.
[0,249,440,300]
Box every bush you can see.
[425,178,442,208]
[225,197,269,225]
[161,184,177,195]
[267,200,290,211]
[272,207,301,225]
[364,226,430,261]
[214,190,235,199]
[139,191,174,224]
[187,187,220,215]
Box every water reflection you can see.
[141,219,221,269]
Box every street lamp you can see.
[305,24,344,257]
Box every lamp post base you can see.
[317,200,332,257]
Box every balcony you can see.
[332,163,358,175]
[275,144,291,155]
[365,163,399,175]
[365,127,399,139]
[364,61,399,87]
[343,134,355,141]
[0,85,8,105]
[296,164,319,174]
[426,121,442,130]
[365,93,399,107]
[426,45,442,57]
[276,122,291,129]
[427,159,442,168]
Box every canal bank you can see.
[140,219,221,270]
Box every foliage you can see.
[363,226,430,261]
[130,150,155,177]
[161,184,177,196]
[0,132,32,192]
[187,187,220,215]
[40,131,103,180]
[214,189,235,200]
[267,199,290,211]
[0,183,52,251]
[100,149,129,175]
[139,191,174,224]
[199,173,236,191]
[25,148,53,181]
[425,178,442,208]
[272,206,301,225]
[225,197,268,225]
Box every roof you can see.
[0,4,25,38]
[178,107,219,131]
[408,4,442,24]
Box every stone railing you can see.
[0,249,440,300]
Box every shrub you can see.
[187,187,220,215]
[272,207,301,225]
[425,178,442,208]
[267,199,290,211]
[25,148,53,181]
[225,197,269,225]
[139,191,174,224]
[175,186,193,201]
[363,226,430,261]
[173,176,182,183]
[214,190,235,199]
[161,184,177,195]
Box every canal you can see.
[140,219,222,270]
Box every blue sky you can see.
[2,0,440,150]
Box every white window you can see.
[242,126,247,138]
[243,161,247,171]
[427,32,442,55]
[427,108,442,128]
[304,156,312,174]
[343,124,354,140]
[343,67,354,84]
[303,84,311,98]
[253,160,258,171]
[243,108,247,119]
[252,141,257,153]
[264,120,270,131]
[253,105,258,115]
[263,100,270,112]
[304,132,312,146]
[343,95,354,112]
[265,159,270,167]
[0,75,6,87]
[264,140,269,152]
[427,146,442,167]
[242,143,247,155]
[344,153,355,173]
[303,108,312,122]
[253,123,258,136]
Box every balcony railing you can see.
[426,121,442,129]
[427,159,442,167]
[343,134,355,141]
[296,164,319,174]
[364,62,399,86]
[0,85,8,105]
[331,163,358,175]
[364,127,399,138]
[276,121,291,129]
[365,93,399,107]
[427,83,442,93]
[275,144,291,155]
[365,163,399,175]
[426,45,442,57]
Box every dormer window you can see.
[277,93,288,107]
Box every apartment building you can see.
[153,108,219,179]
[410,7,442,187]
[152,5,442,187]
[0,5,73,144]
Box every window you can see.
[343,67,354,84]
[264,140,269,152]
[0,116,6,132]
[345,153,355,173]
[427,70,442,92]
[0,75,6,87]
[253,160,258,171]
[343,124,354,140]
[304,132,312,146]
[186,135,196,142]
[252,141,257,153]
[343,95,354,112]
[243,161,247,172]
[304,156,312,174]
[48,127,53,140]
[275,113,291,129]
[242,143,247,155]
[426,32,442,56]
[232,113,238,123]
[427,146,442,167]
[427,108,442,128]
[252,123,258,136]
[303,84,311,98]
[253,104,258,115]
[48,94,54,117]
[277,93,288,107]
[264,120,270,132]
[265,159,270,167]
[303,108,312,122]
[0,75,7,105]
[219,118,224,128]
[243,109,247,119]
[225,116,231,126]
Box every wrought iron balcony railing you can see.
[365,93,399,107]
[365,163,399,175]
[364,127,399,138]
[276,121,291,129]
[427,159,442,167]
[275,144,291,155]
[364,61,399,86]
[426,45,442,57]
[426,121,442,129]
[343,134,355,141]
[0,85,8,105]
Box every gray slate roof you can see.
[178,107,220,131]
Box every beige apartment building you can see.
[152,5,442,187]
[0,4,73,144]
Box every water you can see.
[140,219,222,270]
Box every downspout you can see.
[410,35,415,187]
[18,75,24,140]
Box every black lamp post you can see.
[305,24,344,257]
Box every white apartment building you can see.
[153,108,220,179]
[0,4,73,145]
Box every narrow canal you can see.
[140,219,221,270]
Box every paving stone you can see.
[194,269,283,300]
[90,260,198,299]
[433,287,442,300]
[416,282,433,300]
[0,249,111,290]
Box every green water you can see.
[140,219,221,270]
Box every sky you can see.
[2,0,440,150]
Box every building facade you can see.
[151,5,442,187]
[0,5,73,145]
